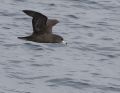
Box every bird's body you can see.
[18,10,64,43]
[18,33,63,43]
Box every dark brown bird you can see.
[18,10,65,43]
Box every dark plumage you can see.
[18,10,64,43]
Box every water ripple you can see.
[47,78,91,88]
[47,78,120,92]
[30,63,54,67]
[1,0,120,93]
[66,14,79,19]
[8,74,49,80]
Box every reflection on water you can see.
[0,0,120,93]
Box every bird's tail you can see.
[18,37,27,40]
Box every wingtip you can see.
[22,10,26,13]
[22,10,28,15]
[22,10,35,17]
[22,10,30,14]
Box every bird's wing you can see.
[23,10,48,34]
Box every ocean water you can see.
[0,0,120,93]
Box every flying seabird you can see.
[18,10,65,43]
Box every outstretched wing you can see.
[23,10,48,34]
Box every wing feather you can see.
[23,10,47,34]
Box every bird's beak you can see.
[61,41,67,45]
[57,20,59,23]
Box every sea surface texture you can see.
[0,0,120,93]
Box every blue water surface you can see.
[0,0,120,93]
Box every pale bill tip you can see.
[61,41,67,45]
